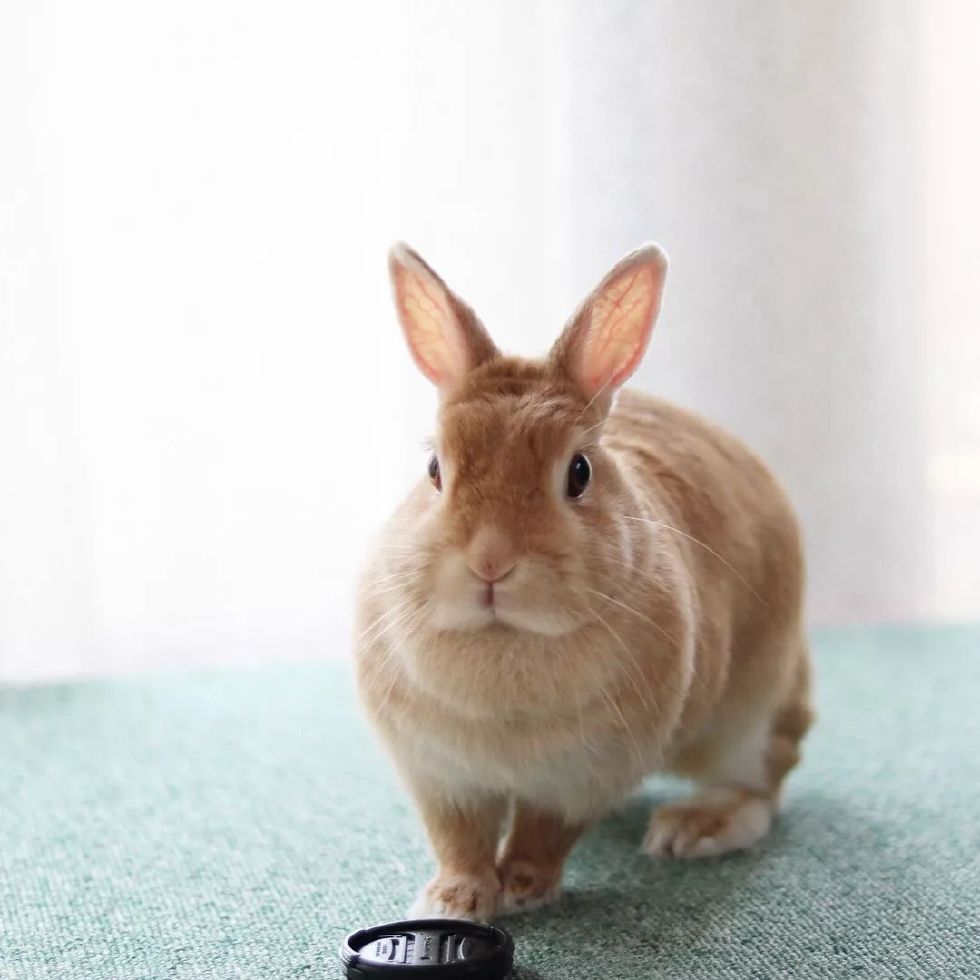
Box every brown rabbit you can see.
[355,242,812,920]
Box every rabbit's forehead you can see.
[440,393,585,475]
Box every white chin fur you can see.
[428,602,495,632]
[429,601,578,636]
[494,604,579,636]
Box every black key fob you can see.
[340,918,514,978]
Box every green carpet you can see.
[2,626,978,979]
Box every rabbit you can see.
[354,241,812,921]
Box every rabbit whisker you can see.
[585,599,661,722]
[582,574,713,702]
[359,604,428,699]
[616,513,768,606]
[354,599,418,651]
[372,605,431,714]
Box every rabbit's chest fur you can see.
[358,616,697,820]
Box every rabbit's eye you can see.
[566,453,591,498]
[428,454,442,492]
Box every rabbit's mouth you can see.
[478,580,503,611]
[477,582,516,626]
[423,550,585,637]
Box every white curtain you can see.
[2,1,978,682]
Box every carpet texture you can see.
[1,625,978,979]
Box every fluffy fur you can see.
[355,242,812,920]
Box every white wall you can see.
[919,1,980,619]
[1,0,977,682]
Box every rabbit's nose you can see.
[468,558,516,585]
[465,527,517,584]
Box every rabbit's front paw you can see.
[409,871,501,921]
[497,858,562,915]
[642,788,773,859]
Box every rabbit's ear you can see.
[388,243,498,390]
[551,244,668,406]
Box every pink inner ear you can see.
[584,267,660,391]
[393,264,465,387]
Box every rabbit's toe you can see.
[642,787,773,859]
[409,871,501,921]
[497,858,562,915]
